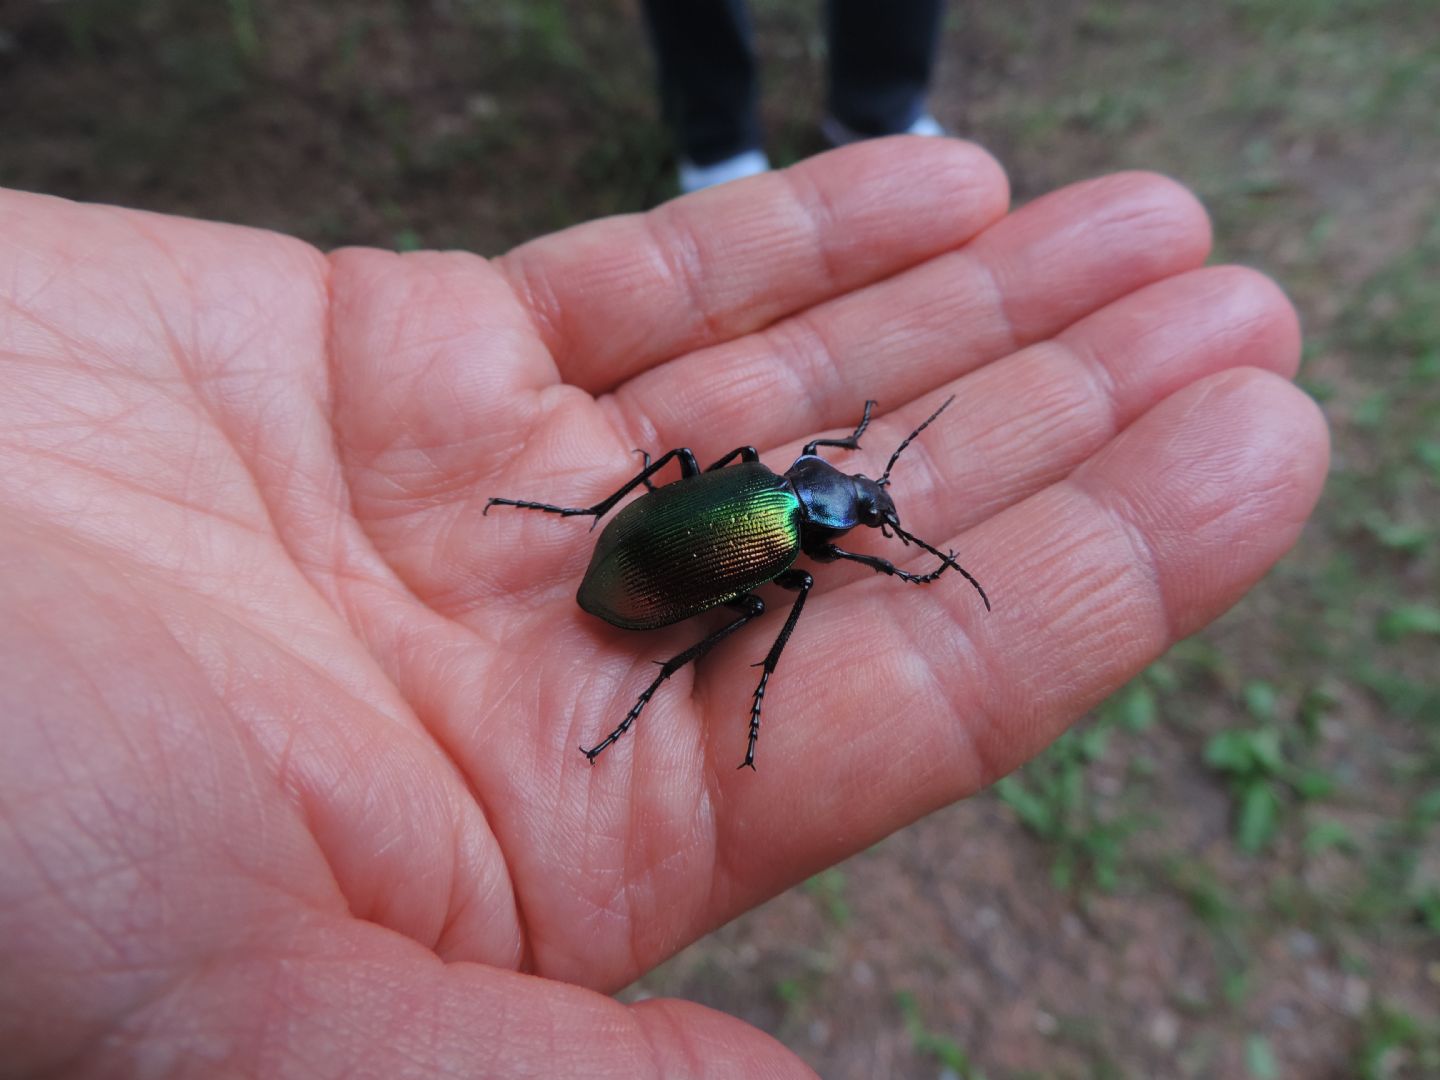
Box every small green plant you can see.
[802,868,851,926]
[1204,680,1340,853]
[993,671,1166,890]
[1204,723,1287,853]
[1163,857,1258,1006]
[1377,603,1440,643]
[1414,887,1440,933]
[1105,679,1160,732]
[227,0,260,61]
[773,976,807,1007]
[895,991,987,1079]
[993,721,1140,891]
[1245,1033,1279,1079]
[1353,1001,1440,1079]
[1304,819,1359,856]
[392,228,424,252]
[1344,785,1440,927]
[771,952,834,1023]
[1360,513,1434,555]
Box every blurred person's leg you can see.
[824,0,947,142]
[641,0,771,191]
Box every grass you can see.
[992,675,1158,891]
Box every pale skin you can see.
[0,139,1327,1077]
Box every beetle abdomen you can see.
[578,462,802,630]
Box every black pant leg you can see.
[826,0,946,135]
[640,0,763,164]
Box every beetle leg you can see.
[581,594,766,764]
[484,447,702,523]
[822,543,939,582]
[801,399,876,457]
[739,568,813,771]
[823,542,990,609]
[703,446,760,471]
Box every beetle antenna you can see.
[890,523,991,611]
[878,395,955,488]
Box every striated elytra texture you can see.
[577,462,802,630]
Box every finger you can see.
[496,137,1009,392]
[327,246,577,466]
[606,170,1212,457]
[278,926,817,1080]
[326,247,627,607]
[702,368,1327,902]
[17,892,815,1078]
[764,263,1304,596]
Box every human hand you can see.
[0,139,1326,1077]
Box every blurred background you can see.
[2,0,1436,1075]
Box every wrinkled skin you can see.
[0,139,1327,1078]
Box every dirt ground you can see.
[3,1,1437,1076]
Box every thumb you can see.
[24,909,815,1080]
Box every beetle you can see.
[485,396,990,769]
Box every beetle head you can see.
[866,394,956,540]
[865,395,977,580]
[852,475,898,531]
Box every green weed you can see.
[1377,604,1440,644]
[1304,820,1359,857]
[993,669,1172,890]
[1343,785,1440,928]
[1354,1001,1440,1079]
[392,228,424,253]
[227,0,260,61]
[1204,680,1341,853]
[895,990,987,1079]
[1245,1033,1279,1079]
[803,868,851,926]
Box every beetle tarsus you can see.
[742,669,770,768]
[484,496,594,518]
[802,400,876,457]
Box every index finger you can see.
[495,138,1009,393]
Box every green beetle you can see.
[486,397,989,768]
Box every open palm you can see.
[0,139,1326,1078]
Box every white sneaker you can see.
[904,113,945,137]
[820,112,946,147]
[677,149,772,194]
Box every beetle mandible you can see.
[484,396,990,769]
